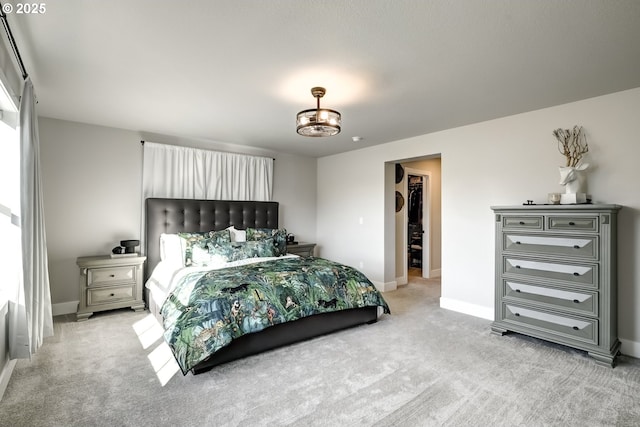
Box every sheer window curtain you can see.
[10,77,54,359]
[142,142,273,201]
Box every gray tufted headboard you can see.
[144,198,279,282]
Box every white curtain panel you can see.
[142,142,274,201]
[11,77,54,359]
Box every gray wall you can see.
[38,117,317,310]
[318,87,640,358]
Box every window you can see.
[0,86,21,307]
[0,118,19,215]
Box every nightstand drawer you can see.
[503,233,598,260]
[502,215,543,230]
[287,242,316,257]
[502,280,597,317]
[88,266,136,286]
[502,303,597,346]
[547,216,598,232]
[503,257,597,289]
[87,285,135,305]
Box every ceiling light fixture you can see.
[296,87,341,137]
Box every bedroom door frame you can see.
[404,167,431,279]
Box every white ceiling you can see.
[7,0,640,158]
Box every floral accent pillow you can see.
[246,227,287,256]
[208,238,277,262]
[178,229,231,266]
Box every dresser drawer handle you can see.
[515,265,521,269]
[515,241,521,245]
[515,289,521,293]
[568,221,576,226]
[515,313,520,317]
[110,293,115,297]
[573,299,580,303]
[573,245,580,249]
[573,272,580,276]
[109,274,115,278]
[519,221,525,225]
[572,326,579,331]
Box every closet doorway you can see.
[405,168,430,279]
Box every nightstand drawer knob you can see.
[515,289,521,293]
[519,221,525,225]
[573,326,579,331]
[573,272,580,276]
[515,241,521,245]
[515,312,520,317]
[573,245,580,249]
[573,299,580,304]
[110,293,115,297]
[110,274,115,278]
[569,221,575,226]
[515,265,521,269]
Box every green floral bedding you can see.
[161,256,390,374]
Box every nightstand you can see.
[76,255,146,321]
[286,242,316,257]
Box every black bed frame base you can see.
[191,306,378,374]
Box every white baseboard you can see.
[440,297,493,320]
[430,268,441,278]
[0,358,16,402]
[52,301,79,316]
[373,280,398,292]
[395,275,408,286]
[620,338,640,359]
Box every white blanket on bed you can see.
[145,254,300,308]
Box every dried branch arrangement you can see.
[553,125,588,167]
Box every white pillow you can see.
[160,233,185,265]
[226,226,247,242]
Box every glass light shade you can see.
[296,108,342,137]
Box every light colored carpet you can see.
[1,277,639,427]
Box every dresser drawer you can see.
[501,215,543,230]
[503,233,598,260]
[502,303,597,345]
[87,266,136,286]
[503,257,597,289]
[502,280,598,317]
[87,284,135,305]
[547,216,598,233]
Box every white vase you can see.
[558,164,588,204]
[559,164,588,193]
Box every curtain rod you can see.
[140,140,275,161]
[0,2,29,79]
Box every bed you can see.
[144,197,390,374]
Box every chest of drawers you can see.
[490,205,621,367]
[76,255,146,321]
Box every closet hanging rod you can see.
[0,2,29,79]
